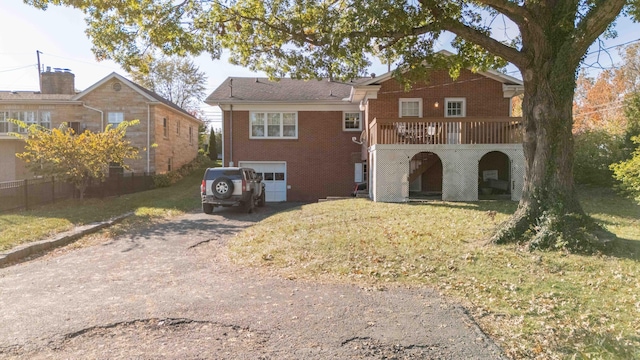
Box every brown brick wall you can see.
[223,110,362,202]
[368,69,511,119]
[152,106,200,173]
[0,140,27,182]
[0,76,200,180]
[80,78,155,173]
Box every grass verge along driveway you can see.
[229,188,640,360]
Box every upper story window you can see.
[343,112,362,131]
[163,118,168,137]
[250,112,298,139]
[0,111,51,133]
[445,98,466,117]
[189,126,193,144]
[108,112,124,126]
[0,112,8,133]
[399,98,423,118]
[176,120,181,136]
[40,111,51,129]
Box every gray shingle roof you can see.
[116,76,197,119]
[206,77,367,104]
[0,91,75,101]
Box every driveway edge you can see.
[0,212,134,267]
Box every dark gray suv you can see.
[201,167,265,214]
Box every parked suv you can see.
[201,167,265,214]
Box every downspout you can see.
[229,78,233,167]
[220,106,225,166]
[229,104,233,166]
[82,103,103,130]
[147,104,151,173]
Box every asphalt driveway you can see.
[0,204,506,359]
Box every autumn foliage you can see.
[12,120,140,199]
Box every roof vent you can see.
[255,78,259,83]
[370,73,376,78]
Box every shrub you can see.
[573,130,625,187]
[610,136,640,204]
[153,155,210,188]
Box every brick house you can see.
[0,69,202,182]
[206,65,524,203]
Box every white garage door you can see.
[238,161,287,202]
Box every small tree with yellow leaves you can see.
[11,120,140,199]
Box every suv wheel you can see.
[212,177,234,199]
[202,203,214,214]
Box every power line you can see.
[0,64,36,73]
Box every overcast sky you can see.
[2,0,639,127]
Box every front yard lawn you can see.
[229,187,640,360]
[0,161,212,252]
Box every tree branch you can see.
[416,1,527,68]
[474,0,531,23]
[572,0,627,64]
[441,21,527,68]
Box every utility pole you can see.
[36,50,42,91]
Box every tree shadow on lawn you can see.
[407,199,518,215]
[107,202,307,253]
[603,237,640,262]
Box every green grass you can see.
[2,174,638,359]
[0,159,218,252]
[229,190,640,360]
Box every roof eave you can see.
[205,99,353,106]
[0,99,81,104]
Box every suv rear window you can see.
[204,169,243,180]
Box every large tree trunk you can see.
[491,57,614,252]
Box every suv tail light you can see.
[201,180,206,194]
[243,178,250,192]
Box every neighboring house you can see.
[0,69,202,182]
[206,62,524,203]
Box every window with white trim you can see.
[445,98,466,117]
[108,112,124,126]
[39,111,51,129]
[250,112,298,139]
[0,111,52,133]
[343,112,362,131]
[12,112,28,132]
[0,112,8,133]
[399,98,423,118]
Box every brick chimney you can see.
[40,67,75,94]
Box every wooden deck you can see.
[368,117,523,146]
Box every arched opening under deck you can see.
[478,151,511,200]
[408,151,443,200]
